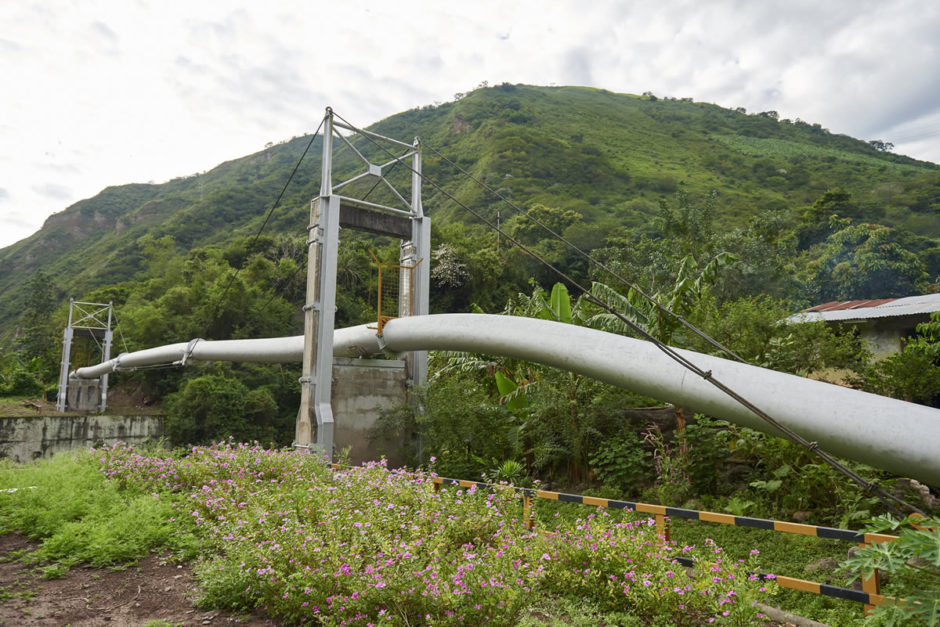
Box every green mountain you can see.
[2,84,939,342]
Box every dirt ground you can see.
[0,534,276,627]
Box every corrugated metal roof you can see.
[788,293,940,323]
[805,299,897,312]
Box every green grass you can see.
[0,396,52,417]
[714,135,926,172]
[0,452,199,567]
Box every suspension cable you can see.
[206,119,325,331]
[330,109,923,517]
[112,311,131,355]
[422,141,747,363]
[254,123,401,319]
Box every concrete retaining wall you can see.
[1,358,410,465]
[0,415,164,463]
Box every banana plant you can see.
[585,251,737,344]
[504,281,578,324]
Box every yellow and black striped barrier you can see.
[523,486,897,545]
[430,476,897,610]
[328,467,896,611]
[774,574,886,607]
[432,478,895,543]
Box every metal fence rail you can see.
[430,476,896,611]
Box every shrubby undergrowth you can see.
[3,443,777,625]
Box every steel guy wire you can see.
[206,120,325,333]
[330,109,923,517]
[422,141,747,364]
[255,122,403,319]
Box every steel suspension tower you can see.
[296,108,430,458]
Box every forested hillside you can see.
[2,84,939,421]
[3,85,938,330]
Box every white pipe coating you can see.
[72,326,379,378]
[74,313,940,485]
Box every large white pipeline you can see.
[74,314,940,486]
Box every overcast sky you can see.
[1,0,938,249]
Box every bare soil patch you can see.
[0,534,276,627]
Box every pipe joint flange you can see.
[178,338,203,367]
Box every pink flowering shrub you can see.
[98,442,775,625]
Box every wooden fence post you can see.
[656,514,671,541]
[860,543,881,615]
[523,494,535,529]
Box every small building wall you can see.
[859,323,903,358]
[0,415,164,463]
[845,318,920,359]
[332,357,409,466]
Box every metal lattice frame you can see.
[56,300,114,412]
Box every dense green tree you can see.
[18,269,57,357]
[165,373,252,444]
[137,233,181,278]
[867,139,894,152]
[585,251,736,346]
[861,351,940,405]
[803,221,928,301]
[429,222,522,313]
[13,269,60,385]
[507,204,583,246]
[417,375,520,480]
[717,210,801,299]
[592,191,734,304]
[796,188,854,249]
[692,295,869,375]
[654,190,718,265]
[163,364,295,446]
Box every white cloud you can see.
[1,0,938,249]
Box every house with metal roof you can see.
[787,293,940,357]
